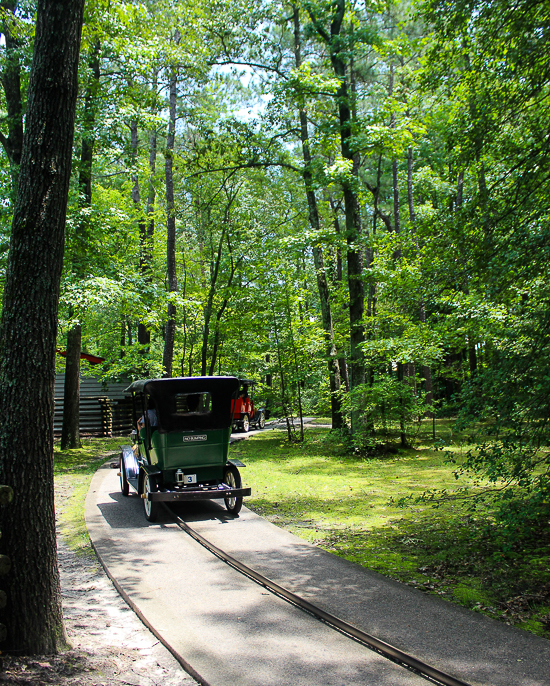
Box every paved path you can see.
[86,465,550,686]
[229,417,320,441]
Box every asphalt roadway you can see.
[85,462,550,686]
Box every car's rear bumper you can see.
[145,487,251,502]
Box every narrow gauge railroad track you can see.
[163,503,472,686]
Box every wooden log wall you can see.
[54,375,134,436]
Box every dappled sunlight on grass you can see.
[236,426,550,639]
[51,429,550,639]
[54,437,120,554]
[54,436,121,473]
[237,429,474,531]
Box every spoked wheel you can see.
[242,414,250,433]
[224,465,243,515]
[256,411,266,430]
[143,473,159,522]
[119,453,129,497]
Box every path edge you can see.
[85,463,211,686]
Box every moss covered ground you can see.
[234,424,550,639]
[53,426,550,640]
[54,437,121,554]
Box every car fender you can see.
[120,445,140,481]
[138,463,163,494]
[227,459,246,468]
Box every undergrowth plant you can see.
[342,375,428,453]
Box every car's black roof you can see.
[126,376,240,432]
[126,376,239,395]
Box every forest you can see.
[0,0,549,556]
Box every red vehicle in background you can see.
[231,380,266,433]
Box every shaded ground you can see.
[0,464,197,686]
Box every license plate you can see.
[185,474,197,485]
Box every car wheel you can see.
[120,453,129,497]
[224,465,243,515]
[257,411,266,429]
[242,414,250,433]
[143,474,159,522]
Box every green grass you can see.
[234,425,550,639]
[54,436,121,554]
[53,427,550,639]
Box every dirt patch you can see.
[0,476,199,685]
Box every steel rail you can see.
[166,506,472,686]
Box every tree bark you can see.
[201,226,226,376]
[61,322,82,449]
[0,0,84,653]
[138,71,158,348]
[407,146,416,225]
[61,41,100,450]
[200,186,239,376]
[0,1,24,194]
[292,7,343,429]
[389,63,401,259]
[162,60,178,377]
[131,118,147,277]
[207,243,239,377]
[407,146,434,418]
[327,196,351,393]
[307,0,365,436]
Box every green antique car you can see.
[118,376,251,522]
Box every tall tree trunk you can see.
[130,117,150,346]
[285,283,305,441]
[328,196,351,393]
[138,71,158,348]
[292,7,343,429]
[271,302,293,441]
[162,60,178,377]
[389,63,407,446]
[454,169,477,377]
[308,0,365,436]
[389,63,402,259]
[201,187,239,376]
[0,0,84,653]
[408,145,434,420]
[201,226,226,376]
[61,321,81,448]
[207,250,239,376]
[0,1,24,195]
[407,146,415,225]
[61,40,100,450]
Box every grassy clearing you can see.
[234,424,550,639]
[54,437,121,554]
[52,426,550,639]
